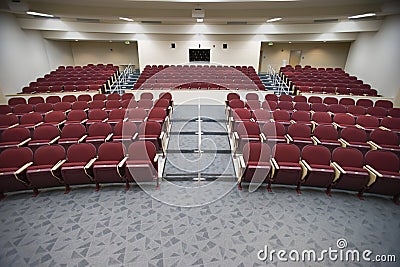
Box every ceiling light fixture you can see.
[197,18,204,23]
[348,13,376,19]
[267,17,282,23]
[119,17,134,22]
[26,11,54,18]
[289,41,292,43]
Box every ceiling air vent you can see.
[227,21,247,25]
[76,18,101,23]
[313,18,339,23]
[141,21,162,24]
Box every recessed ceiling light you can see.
[266,17,282,23]
[289,41,292,44]
[348,13,376,19]
[75,39,79,42]
[197,18,204,23]
[26,11,54,18]
[109,40,113,43]
[119,17,134,22]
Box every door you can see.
[289,50,302,66]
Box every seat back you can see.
[137,99,154,109]
[365,150,399,173]
[13,104,34,114]
[262,122,285,137]
[28,96,44,105]
[46,96,61,104]
[107,93,121,101]
[328,104,346,114]
[265,94,278,102]
[314,125,338,140]
[375,100,393,109]
[0,147,33,169]
[356,115,379,128]
[62,95,77,103]
[333,113,355,125]
[108,109,126,120]
[1,127,30,142]
[272,110,290,121]
[291,111,310,122]
[332,147,364,168]
[227,93,240,102]
[288,123,311,138]
[293,95,307,103]
[339,98,355,106]
[246,93,259,101]
[232,108,251,121]
[88,109,108,120]
[366,106,387,117]
[370,129,398,146]
[114,121,137,137]
[237,121,261,136]
[77,94,92,102]
[243,142,271,163]
[251,109,270,122]
[293,102,310,111]
[323,97,338,105]
[356,99,373,108]
[32,125,59,141]
[0,105,12,115]
[279,94,292,102]
[311,103,328,112]
[122,93,134,101]
[381,117,400,130]
[128,141,156,161]
[308,96,322,104]
[105,100,121,109]
[127,108,147,121]
[277,101,293,110]
[67,143,96,163]
[262,100,277,111]
[228,99,245,109]
[154,99,170,109]
[148,108,166,120]
[97,142,125,161]
[140,92,153,100]
[347,105,366,115]
[53,102,71,112]
[33,145,65,165]
[272,143,300,163]
[8,97,26,106]
[139,121,162,136]
[44,111,66,123]
[0,114,19,127]
[93,94,107,101]
[88,122,112,137]
[340,127,367,142]
[302,145,331,166]
[35,103,53,113]
[61,124,86,139]
[20,112,43,125]
[71,101,89,110]
[67,110,87,122]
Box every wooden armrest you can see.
[250,118,255,122]
[49,136,60,144]
[18,138,32,147]
[364,165,381,187]
[238,155,246,169]
[300,159,312,171]
[34,121,44,128]
[78,134,87,143]
[355,124,365,130]
[58,120,66,126]
[311,136,321,145]
[364,165,383,178]
[260,133,266,142]
[367,140,381,150]
[51,159,66,172]
[118,157,128,168]
[299,160,310,180]
[327,111,334,117]
[102,118,109,122]
[290,119,296,124]
[331,161,345,182]
[132,132,138,140]
[14,162,33,176]
[338,138,350,147]
[285,134,293,143]
[81,118,88,124]
[233,131,239,140]
[159,131,165,140]
[123,117,128,122]
[9,123,19,128]
[84,157,97,170]
[379,126,390,131]
[270,158,279,178]
[105,133,113,142]
[153,153,162,163]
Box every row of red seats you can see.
[137,82,261,90]
[296,85,377,96]
[238,142,399,204]
[0,140,160,199]
[22,84,103,94]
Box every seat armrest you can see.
[233,131,239,140]
[285,134,293,143]
[238,155,246,169]
[300,159,312,171]
[81,118,88,124]
[118,156,128,168]
[9,123,19,129]
[250,118,255,122]
[102,118,108,122]
[379,126,390,131]
[159,131,165,140]
[154,153,162,163]
[78,134,87,143]
[260,133,266,142]
[290,119,296,124]
[18,138,32,147]
[299,160,311,180]
[105,133,113,142]
[51,159,66,180]
[84,157,97,170]
[34,121,44,128]
[327,111,334,117]
[14,162,33,176]
[237,155,246,180]
[132,132,138,141]
[270,158,279,178]
[363,165,381,187]
[49,136,60,145]
[364,165,383,178]
[338,138,350,147]
[367,140,381,150]
[331,162,346,182]
[355,124,365,130]
[123,117,128,122]
[311,136,321,145]
[58,120,66,126]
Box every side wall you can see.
[345,15,400,100]
[260,42,351,72]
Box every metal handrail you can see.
[267,64,290,95]
[110,64,133,94]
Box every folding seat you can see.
[60,143,96,193]
[0,105,12,115]
[312,124,340,151]
[349,88,364,96]
[368,129,400,156]
[138,121,166,154]
[104,100,122,112]
[19,112,43,133]
[34,103,53,116]
[356,99,373,108]
[86,122,113,149]
[76,85,89,91]
[71,101,89,111]
[0,147,33,199]
[88,100,105,110]
[93,94,107,101]
[277,101,293,111]
[356,115,379,134]
[65,110,87,126]
[28,96,44,105]
[140,92,153,100]
[25,145,66,195]
[107,107,126,128]
[245,100,260,112]
[233,121,262,153]
[329,147,369,197]
[246,93,259,101]
[388,108,400,118]
[227,99,245,110]
[271,110,291,128]
[76,94,91,102]
[339,127,370,154]
[380,117,400,134]
[291,111,311,126]
[113,121,138,143]
[137,99,154,111]
[375,100,393,109]
[88,84,101,91]
[89,142,127,191]
[62,95,77,103]
[286,123,313,149]
[27,125,60,151]
[323,87,336,94]
[147,107,168,128]
[296,85,311,94]
[13,104,34,115]
[366,106,387,119]
[293,102,310,112]
[293,95,307,103]
[308,96,322,104]
[300,145,335,191]
[8,97,26,107]
[364,89,378,96]
[46,96,61,104]
[332,113,356,130]
[58,123,87,150]
[0,127,31,152]
[261,100,277,111]
[362,150,399,204]
[251,109,270,127]
[127,108,147,125]
[107,93,121,101]
[278,94,292,102]
[323,97,338,105]
[328,104,346,115]
[269,143,302,193]
[336,87,350,95]
[86,109,108,129]
[311,103,328,113]
[237,142,272,190]
[261,121,286,148]
[0,114,19,136]
[125,141,161,189]
[43,111,66,129]
[311,111,333,128]
[53,102,71,113]
[122,93,134,101]
[346,105,366,116]
[63,85,76,92]
[310,86,323,93]
[265,94,278,102]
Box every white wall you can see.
[138,38,260,71]
[260,42,351,72]
[345,15,400,101]
[44,40,74,70]
[71,41,139,68]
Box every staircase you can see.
[108,69,140,94]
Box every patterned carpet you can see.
[0,185,399,267]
